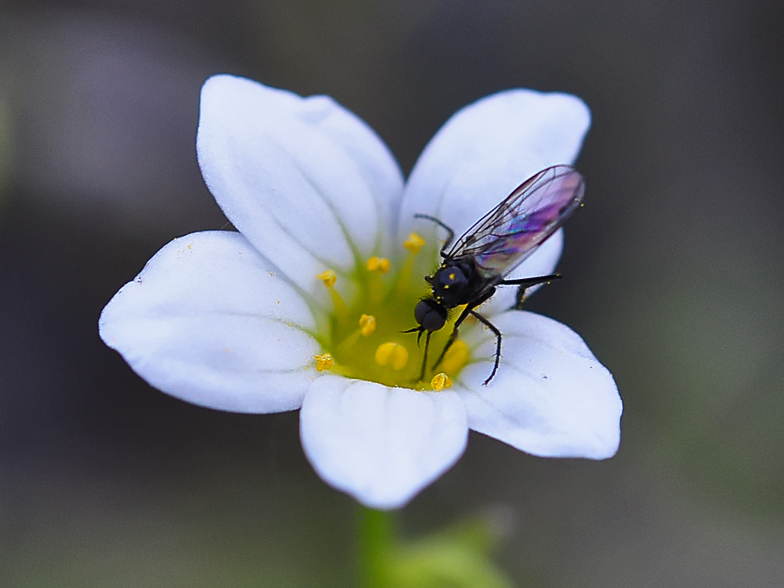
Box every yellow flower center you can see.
[311,233,470,390]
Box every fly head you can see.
[414,298,447,332]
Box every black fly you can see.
[405,165,585,385]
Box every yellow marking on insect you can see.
[430,372,453,391]
[403,232,426,253]
[359,314,376,337]
[375,342,409,371]
[366,256,390,273]
[314,353,334,372]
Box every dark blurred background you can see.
[1,1,783,586]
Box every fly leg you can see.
[430,305,471,375]
[468,311,503,386]
[431,289,495,374]
[500,273,561,310]
[418,331,432,382]
[401,326,434,384]
[413,214,455,256]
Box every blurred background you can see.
[1,0,783,586]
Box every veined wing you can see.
[446,165,585,278]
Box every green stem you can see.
[357,507,395,588]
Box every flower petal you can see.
[458,311,621,459]
[197,75,404,307]
[398,88,589,258]
[99,231,320,413]
[300,376,468,509]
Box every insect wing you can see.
[446,165,585,278]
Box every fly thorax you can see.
[432,261,476,307]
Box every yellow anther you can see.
[316,268,349,321]
[366,256,390,273]
[316,269,337,288]
[440,340,470,375]
[314,353,334,372]
[375,342,409,371]
[359,314,377,337]
[403,232,426,253]
[431,372,453,391]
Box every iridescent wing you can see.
[445,165,585,278]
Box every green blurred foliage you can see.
[361,508,514,588]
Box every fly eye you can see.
[414,299,447,332]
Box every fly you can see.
[405,164,585,386]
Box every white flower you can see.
[99,75,622,510]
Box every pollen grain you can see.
[366,256,390,273]
[431,372,453,391]
[316,269,337,288]
[403,232,426,253]
[315,353,334,372]
[359,314,377,337]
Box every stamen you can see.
[365,257,389,303]
[316,268,348,322]
[375,342,409,371]
[366,256,390,274]
[316,269,337,287]
[440,340,470,375]
[359,314,376,337]
[390,233,428,301]
[403,232,425,254]
[335,313,376,354]
[314,353,334,372]
[431,372,453,391]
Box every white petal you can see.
[458,311,621,459]
[399,89,590,246]
[197,75,404,307]
[300,376,468,509]
[99,231,321,413]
